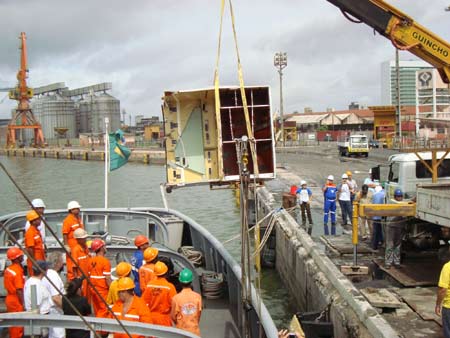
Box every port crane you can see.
[326,0,450,83]
[6,32,44,148]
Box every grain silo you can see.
[76,97,91,134]
[90,93,120,133]
[35,93,77,139]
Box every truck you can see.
[367,151,450,250]
[337,134,369,157]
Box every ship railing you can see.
[0,312,199,338]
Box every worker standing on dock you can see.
[355,184,372,241]
[107,262,132,305]
[25,210,46,275]
[131,235,150,296]
[171,268,202,336]
[89,239,111,317]
[71,228,91,297]
[371,185,385,250]
[322,175,337,236]
[111,277,152,338]
[62,201,84,281]
[4,247,25,338]
[364,169,377,193]
[337,173,353,226]
[296,181,313,234]
[142,261,176,326]
[25,198,47,244]
[436,261,450,337]
[346,171,358,203]
[385,189,406,269]
[139,247,158,294]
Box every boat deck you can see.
[201,297,240,338]
[320,233,444,337]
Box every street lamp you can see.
[274,52,287,147]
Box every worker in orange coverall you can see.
[24,210,45,276]
[89,239,111,317]
[142,261,176,326]
[4,247,25,338]
[111,277,152,338]
[171,268,202,336]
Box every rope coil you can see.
[178,246,203,267]
[201,271,224,299]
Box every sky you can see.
[0,0,449,123]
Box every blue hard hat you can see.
[394,188,403,197]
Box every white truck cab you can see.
[337,134,369,157]
[385,151,450,199]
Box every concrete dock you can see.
[0,147,165,165]
[257,145,444,337]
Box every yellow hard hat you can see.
[26,210,40,222]
[143,247,159,262]
[346,170,352,176]
[117,277,135,291]
[154,261,168,276]
[116,262,132,277]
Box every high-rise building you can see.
[381,60,433,106]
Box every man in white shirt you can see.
[25,199,46,243]
[24,260,52,313]
[338,173,353,226]
[42,252,65,338]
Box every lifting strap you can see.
[213,0,260,179]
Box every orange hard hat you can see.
[346,171,352,176]
[116,262,132,277]
[90,239,105,252]
[154,261,168,276]
[134,235,149,248]
[26,210,40,222]
[7,247,23,261]
[143,247,159,262]
[117,277,135,291]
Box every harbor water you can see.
[0,155,294,327]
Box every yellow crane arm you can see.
[326,0,450,82]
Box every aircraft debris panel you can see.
[162,86,275,187]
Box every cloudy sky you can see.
[0,0,449,122]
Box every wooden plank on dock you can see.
[374,259,440,287]
[395,287,442,326]
[360,287,402,309]
[320,235,375,255]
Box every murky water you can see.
[0,155,293,326]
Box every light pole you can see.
[274,52,287,147]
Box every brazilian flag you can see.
[109,129,131,171]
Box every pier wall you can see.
[256,187,398,338]
[0,148,165,165]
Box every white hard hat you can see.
[342,173,348,179]
[327,175,334,181]
[374,185,383,193]
[31,198,46,208]
[300,180,307,186]
[67,201,81,210]
[74,228,88,239]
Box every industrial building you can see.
[30,82,121,141]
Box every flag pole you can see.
[104,117,109,210]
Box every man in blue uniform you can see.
[322,175,337,236]
[130,235,150,296]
